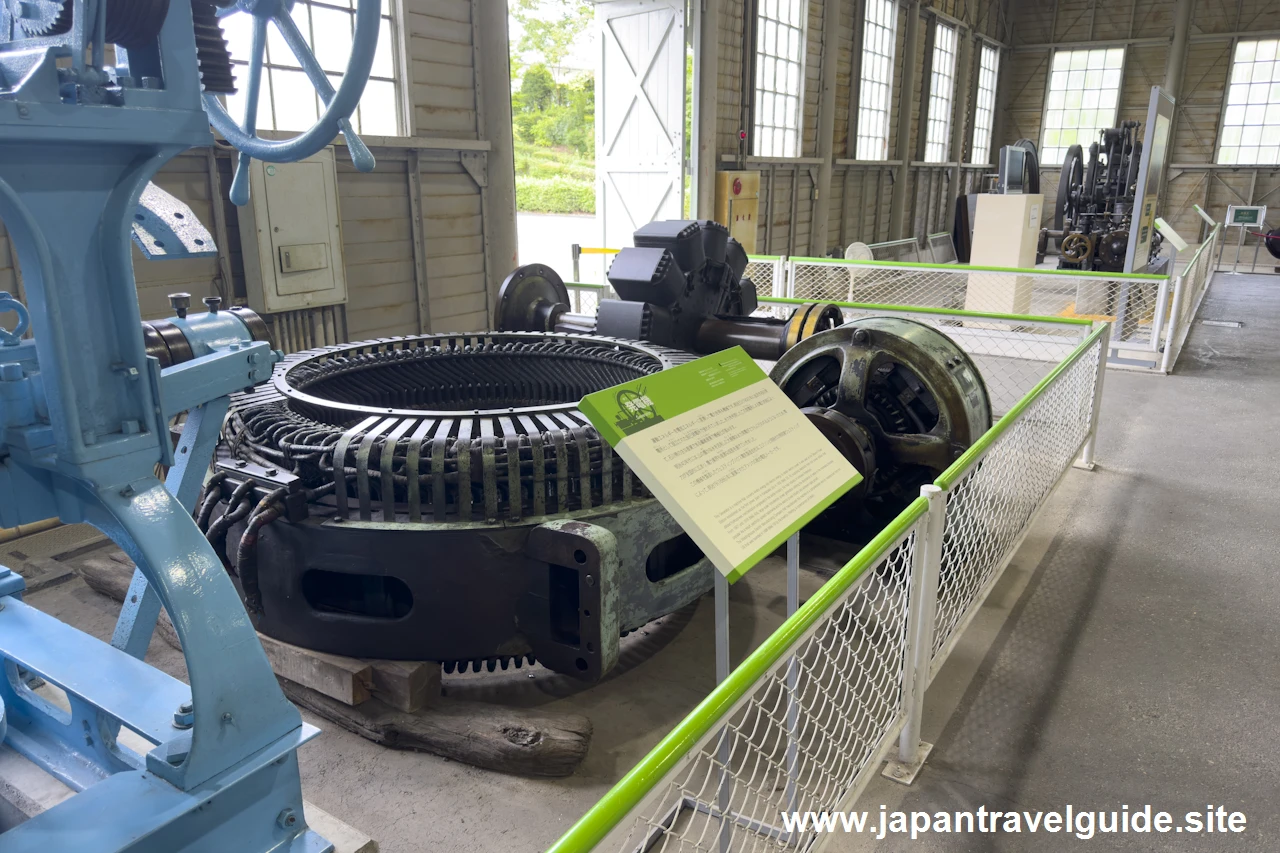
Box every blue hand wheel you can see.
[200,0,379,204]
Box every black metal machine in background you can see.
[495,220,844,360]
[1039,122,1164,272]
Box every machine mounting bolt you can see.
[172,701,194,729]
[204,296,222,314]
[265,468,278,476]
[276,808,298,830]
[0,363,22,382]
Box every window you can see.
[970,42,1000,164]
[922,22,957,163]
[856,0,897,160]
[753,0,806,157]
[1040,47,1124,165]
[1218,39,1280,165]
[221,0,402,137]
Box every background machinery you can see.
[495,219,846,361]
[0,0,380,848]
[1039,122,1164,273]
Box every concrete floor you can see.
[833,272,1280,851]
[9,272,1278,852]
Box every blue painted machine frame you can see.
[0,0,378,848]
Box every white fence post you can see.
[884,484,944,785]
[1076,322,1111,470]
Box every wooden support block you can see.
[363,660,440,713]
[257,634,373,707]
[279,679,592,778]
[15,557,76,594]
[75,558,182,650]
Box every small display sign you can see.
[1226,205,1266,227]
[579,348,860,582]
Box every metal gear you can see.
[12,0,72,37]
[190,0,236,93]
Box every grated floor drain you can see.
[1200,319,1244,328]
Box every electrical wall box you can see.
[715,170,760,253]
[237,146,348,313]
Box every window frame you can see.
[1216,38,1280,166]
[970,41,1000,165]
[220,0,406,138]
[751,0,808,159]
[1038,46,1127,167]
[922,19,958,164]
[855,0,899,161]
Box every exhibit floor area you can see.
[3,273,1269,851]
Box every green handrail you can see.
[789,254,1170,280]
[935,323,1107,490]
[544,497,930,853]
[758,296,1093,327]
[545,322,1110,853]
[564,287,1092,327]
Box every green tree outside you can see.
[510,1,596,214]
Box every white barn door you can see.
[596,0,687,252]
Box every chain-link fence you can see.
[753,299,1091,417]
[1160,224,1220,373]
[568,282,607,316]
[929,327,1104,673]
[604,521,919,853]
[546,324,1110,853]
[564,286,1091,417]
[787,257,1165,349]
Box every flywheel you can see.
[770,317,992,539]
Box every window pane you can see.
[312,6,354,74]
[219,1,403,136]
[1217,40,1280,164]
[1040,48,1125,164]
[266,3,308,69]
[752,0,806,157]
[923,22,957,162]
[222,75,273,130]
[358,79,399,136]
[222,12,255,63]
[272,69,319,132]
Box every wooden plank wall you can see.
[716,0,1009,259]
[1003,0,1280,250]
[0,0,498,347]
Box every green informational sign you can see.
[579,347,861,582]
[1227,205,1265,226]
